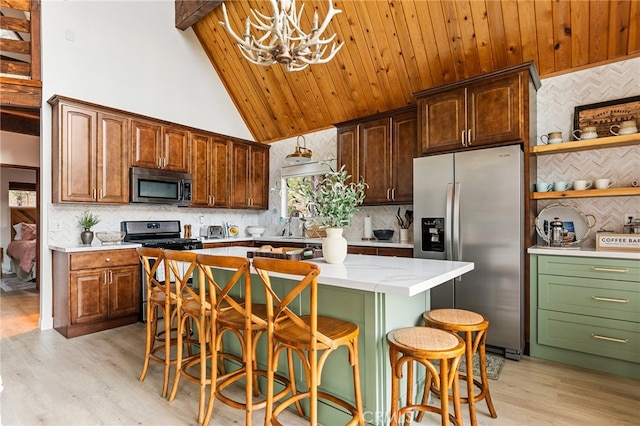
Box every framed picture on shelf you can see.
[573,95,640,140]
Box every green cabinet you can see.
[530,254,640,379]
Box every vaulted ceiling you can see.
[187,0,640,143]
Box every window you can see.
[280,160,336,219]
[8,182,36,207]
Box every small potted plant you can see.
[77,210,100,245]
[292,163,367,263]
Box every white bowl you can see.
[95,231,126,244]
[246,226,266,237]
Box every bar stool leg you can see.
[463,330,477,426]
[478,335,497,418]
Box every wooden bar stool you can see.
[137,247,184,398]
[387,327,465,426]
[164,250,212,424]
[420,309,497,426]
[194,253,297,426]
[252,257,364,426]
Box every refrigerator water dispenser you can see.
[421,217,445,252]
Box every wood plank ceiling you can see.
[190,0,640,143]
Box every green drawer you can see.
[539,275,640,322]
[538,256,640,282]
[538,310,640,364]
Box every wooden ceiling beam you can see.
[175,0,222,31]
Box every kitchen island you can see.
[190,246,474,425]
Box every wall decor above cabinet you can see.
[336,106,417,206]
[414,62,541,156]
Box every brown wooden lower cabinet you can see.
[53,249,140,338]
[348,246,413,257]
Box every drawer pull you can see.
[591,296,629,304]
[591,267,629,273]
[105,257,111,262]
[591,334,628,344]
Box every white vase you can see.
[322,228,348,264]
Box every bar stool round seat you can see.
[421,309,498,426]
[387,326,465,426]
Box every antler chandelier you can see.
[219,0,344,72]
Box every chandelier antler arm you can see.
[220,0,343,71]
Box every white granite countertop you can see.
[49,241,142,253]
[528,245,639,260]
[190,246,473,297]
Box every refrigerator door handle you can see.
[453,182,462,280]
[445,183,453,260]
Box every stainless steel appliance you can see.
[121,220,203,321]
[413,144,524,359]
[130,167,192,206]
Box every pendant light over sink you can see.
[286,135,312,164]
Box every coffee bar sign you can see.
[596,233,640,252]
[574,95,640,140]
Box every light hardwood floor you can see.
[1,288,638,425]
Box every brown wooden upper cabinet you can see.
[130,119,190,172]
[337,107,416,205]
[190,133,230,208]
[230,141,270,209]
[415,62,541,155]
[50,96,130,204]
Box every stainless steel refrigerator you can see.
[413,144,524,359]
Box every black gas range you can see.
[121,220,203,250]
[122,220,202,322]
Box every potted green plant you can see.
[77,210,100,245]
[292,164,367,263]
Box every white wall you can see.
[39,0,252,329]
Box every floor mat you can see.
[458,352,505,381]
[0,276,36,292]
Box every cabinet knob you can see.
[105,257,111,262]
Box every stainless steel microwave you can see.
[130,167,192,206]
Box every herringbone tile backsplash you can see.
[47,58,640,248]
[535,57,640,247]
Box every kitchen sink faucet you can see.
[287,209,303,237]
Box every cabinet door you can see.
[58,104,97,202]
[248,144,269,209]
[391,112,416,203]
[359,118,392,205]
[70,270,108,324]
[108,266,139,318]
[468,74,522,147]
[162,126,190,172]
[131,119,162,169]
[230,142,250,208]
[337,125,358,183]
[418,88,466,155]
[96,112,129,203]
[210,136,230,207]
[190,133,211,207]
